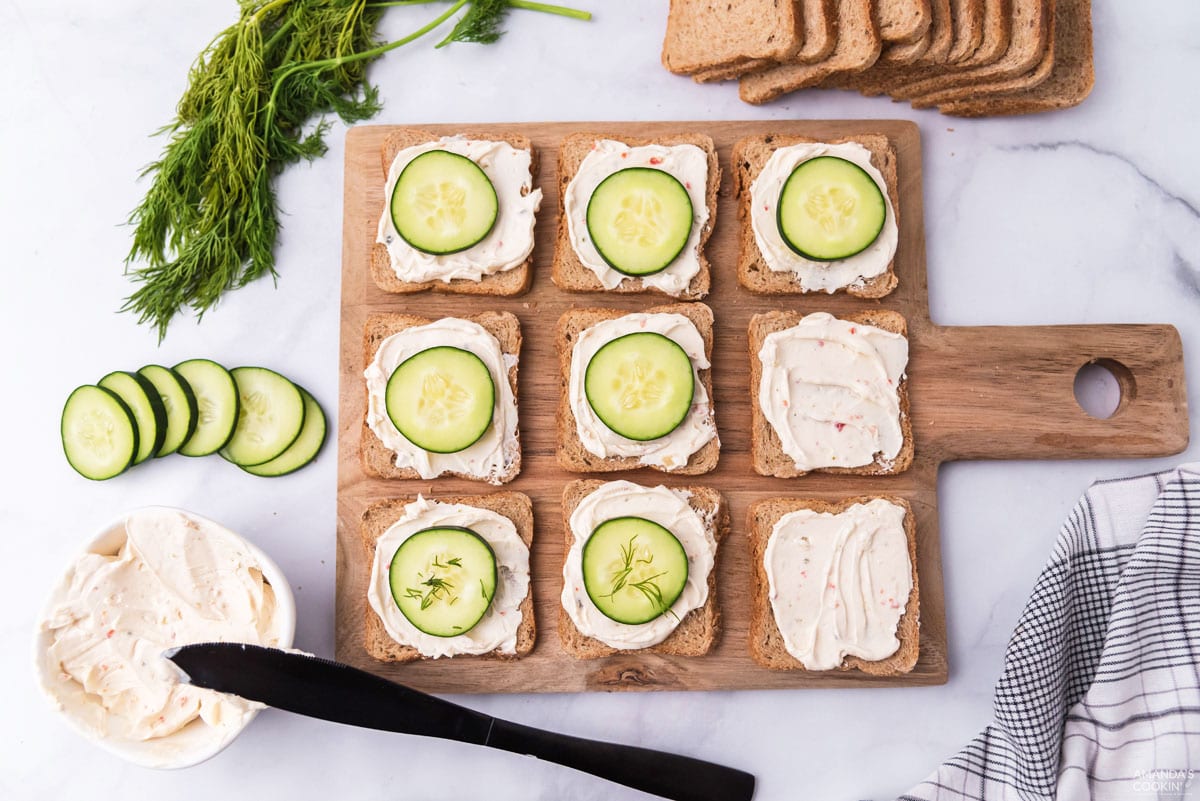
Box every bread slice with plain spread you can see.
[748,309,914,478]
[360,311,521,483]
[370,128,537,296]
[361,493,536,663]
[733,133,900,298]
[558,480,727,659]
[746,495,919,674]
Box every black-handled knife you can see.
[166,643,754,801]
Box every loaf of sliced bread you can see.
[556,303,719,475]
[733,133,899,298]
[361,492,536,663]
[370,128,537,297]
[746,495,919,675]
[558,480,727,658]
[748,309,914,477]
[360,311,521,483]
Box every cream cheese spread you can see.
[564,139,709,296]
[758,312,907,471]
[764,499,913,670]
[39,509,282,743]
[364,317,519,483]
[568,312,717,470]
[377,136,541,283]
[750,141,898,292]
[367,497,530,657]
[561,481,715,650]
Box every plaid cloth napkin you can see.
[902,463,1200,801]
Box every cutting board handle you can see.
[914,324,1189,462]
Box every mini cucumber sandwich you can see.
[61,359,326,480]
[559,480,726,657]
[364,493,534,661]
[555,133,718,300]
[558,304,718,476]
[373,130,542,296]
[736,134,899,298]
[362,312,521,485]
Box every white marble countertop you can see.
[3,1,1198,799]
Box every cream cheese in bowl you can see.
[34,507,296,769]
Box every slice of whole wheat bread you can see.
[887,0,1012,98]
[661,0,802,76]
[370,128,537,297]
[747,495,919,674]
[362,492,536,662]
[551,133,719,300]
[360,311,521,483]
[878,0,933,46]
[748,309,914,477]
[739,0,882,104]
[733,134,899,298]
[556,303,719,476]
[559,479,727,658]
[939,0,1090,116]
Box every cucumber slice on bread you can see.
[390,150,498,255]
[61,385,139,480]
[137,364,198,458]
[586,167,694,276]
[388,526,498,637]
[582,516,689,625]
[97,371,167,464]
[241,388,327,477]
[173,359,240,457]
[584,331,695,441]
[219,366,305,467]
[385,346,495,454]
[777,156,886,261]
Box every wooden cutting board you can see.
[335,120,1188,693]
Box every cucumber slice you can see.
[586,167,694,276]
[61,385,138,480]
[388,526,498,637]
[137,364,198,457]
[385,346,495,454]
[390,150,498,255]
[583,332,695,441]
[97,371,167,465]
[242,388,327,477]
[219,367,306,467]
[777,156,886,261]
[582,517,689,625]
[173,359,240,457]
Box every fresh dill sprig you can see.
[602,534,675,619]
[124,0,590,340]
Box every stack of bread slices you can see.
[661,0,1094,116]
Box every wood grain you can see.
[335,120,1189,694]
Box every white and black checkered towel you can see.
[901,463,1200,801]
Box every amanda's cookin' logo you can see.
[1131,768,1196,799]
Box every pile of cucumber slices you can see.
[61,360,326,481]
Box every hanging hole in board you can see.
[1073,359,1136,419]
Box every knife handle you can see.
[484,719,755,801]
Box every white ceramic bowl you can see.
[33,506,296,769]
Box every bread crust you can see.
[746,495,920,675]
[732,133,899,299]
[361,492,536,663]
[748,309,914,477]
[551,132,719,301]
[360,311,521,483]
[558,480,727,658]
[555,303,719,475]
[370,128,538,297]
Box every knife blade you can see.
[166,643,755,801]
